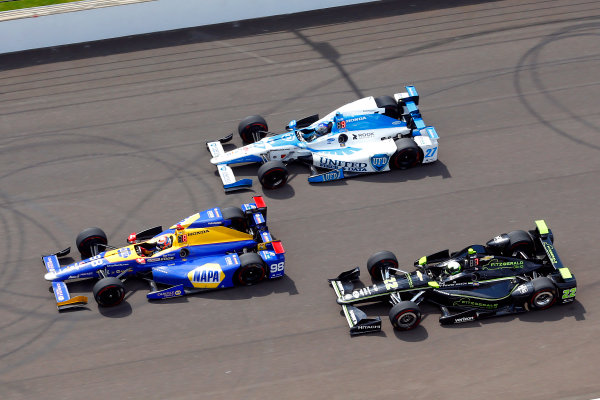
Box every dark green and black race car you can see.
[329,220,577,335]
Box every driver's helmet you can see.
[156,236,172,251]
[315,122,329,135]
[446,260,462,275]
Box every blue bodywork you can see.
[42,197,285,310]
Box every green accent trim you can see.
[476,277,517,283]
[535,219,549,235]
[447,280,518,302]
[468,248,476,255]
[418,256,427,266]
[341,305,354,327]
[559,267,572,279]
[337,289,416,303]
[428,281,440,288]
[405,273,414,289]
[332,281,343,299]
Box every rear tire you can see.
[75,227,108,259]
[258,161,288,190]
[238,115,268,144]
[221,207,247,232]
[529,277,557,310]
[505,230,534,257]
[234,253,266,286]
[367,251,398,281]
[93,277,126,307]
[390,138,422,169]
[389,301,422,331]
[375,95,399,119]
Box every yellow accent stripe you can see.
[57,296,88,307]
[342,305,354,327]
[535,220,549,235]
[559,267,572,279]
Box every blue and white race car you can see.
[42,197,285,311]
[207,86,439,191]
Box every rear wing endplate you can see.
[535,219,565,270]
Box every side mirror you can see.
[286,120,297,131]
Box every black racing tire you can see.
[93,277,126,307]
[234,253,266,286]
[375,95,399,119]
[390,138,423,170]
[367,250,399,281]
[529,277,557,310]
[238,115,268,144]
[505,230,535,257]
[75,227,108,259]
[257,161,288,190]
[221,207,247,232]
[389,301,422,331]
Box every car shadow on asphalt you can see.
[211,160,451,198]
[125,274,299,308]
[61,274,299,317]
[337,299,585,340]
[210,162,302,200]
[436,300,586,330]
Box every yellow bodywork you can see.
[99,226,253,262]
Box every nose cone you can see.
[44,272,57,281]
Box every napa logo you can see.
[187,263,225,289]
[370,154,389,171]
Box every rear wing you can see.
[533,220,577,303]
[535,219,566,271]
[42,254,88,311]
[329,268,382,335]
[394,86,439,163]
[207,140,252,192]
[242,196,269,230]
[395,85,425,130]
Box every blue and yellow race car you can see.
[42,197,285,311]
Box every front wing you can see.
[42,254,88,311]
[329,268,382,335]
[207,140,253,192]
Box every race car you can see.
[329,220,576,335]
[207,86,439,191]
[42,197,285,311]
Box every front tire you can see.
[238,115,268,144]
[93,277,126,307]
[367,251,398,281]
[258,161,288,190]
[375,95,399,119]
[75,227,108,259]
[529,277,557,310]
[234,253,266,286]
[389,301,422,331]
[390,138,422,169]
[221,207,247,232]
[505,230,534,257]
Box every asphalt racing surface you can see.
[1,0,599,399]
